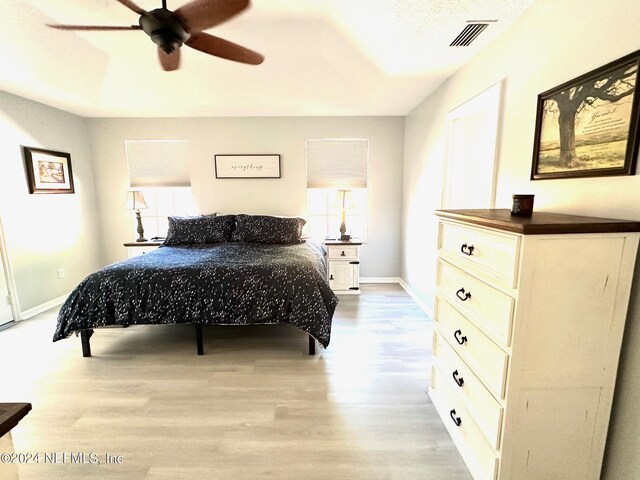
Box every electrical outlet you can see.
[57,268,64,279]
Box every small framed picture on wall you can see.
[22,146,75,194]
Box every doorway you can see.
[442,81,503,209]
[0,217,17,329]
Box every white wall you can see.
[0,90,101,313]
[401,0,640,478]
[88,116,404,278]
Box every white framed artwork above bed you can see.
[214,154,281,179]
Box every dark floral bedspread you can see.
[53,241,338,348]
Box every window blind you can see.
[126,140,190,187]
[306,139,368,188]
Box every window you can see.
[305,139,368,241]
[126,140,190,187]
[125,140,194,239]
[135,188,197,239]
[306,188,367,240]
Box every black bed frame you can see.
[79,326,316,357]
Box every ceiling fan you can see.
[47,0,264,71]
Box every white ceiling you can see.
[0,0,535,117]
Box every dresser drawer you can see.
[327,245,359,260]
[435,297,509,400]
[430,366,499,480]
[439,221,520,288]
[433,331,504,449]
[436,259,514,347]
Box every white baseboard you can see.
[20,293,69,320]
[398,279,434,319]
[360,277,402,284]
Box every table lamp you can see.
[334,189,355,241]
[124,190,148,242]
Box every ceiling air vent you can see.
[450,21,495,47]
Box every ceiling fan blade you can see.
[47,24,141,31]
[158,47,181,71]
[186,32,263,65]
[176,0,249,33]
[115,0,147,15]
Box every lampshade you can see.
[124,191,148,210]
[332,189,356,210]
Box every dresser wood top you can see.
[436,209,640,234]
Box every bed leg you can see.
[308,335,316,355]
[195,324,204,356]
[81,329,93,358]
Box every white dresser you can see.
[429,209,640,480]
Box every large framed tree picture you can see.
[531,50,640,180]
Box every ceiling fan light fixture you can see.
[139,10,190,54]
[140,10,189,38]
[153,34,183,54]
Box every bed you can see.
[53,214,338,357]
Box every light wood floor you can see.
[0,284,471,480]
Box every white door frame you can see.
[0,215,20,326]
[441,81,503,209]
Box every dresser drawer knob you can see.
[454,329,468,345]
[452,370,464,387]
[460,243,475,256]
[455,288,471,301]
[450,409,462,427]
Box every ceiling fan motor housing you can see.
[139,8,190,54]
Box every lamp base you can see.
[339,218,350,242]
[135,210,147,242]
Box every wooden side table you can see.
[0,403,32,480]
[324,240,362,295]
[124,239,164,258]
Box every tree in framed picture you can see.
[531,49,640,180]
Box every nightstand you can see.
[324,240,362,295]
[124,240,164,258]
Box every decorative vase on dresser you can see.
[429,209,640,480]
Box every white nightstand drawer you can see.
[430,365,499,480]
[128,247,159,258]
[435,296,509,400]
[439,221,520,288]
[125,241,163,258]
[327,245,359,260]
[436,259,514,348]
[433,331,504,449]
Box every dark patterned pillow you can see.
[163,214,235,246]
[232,214,306,244]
